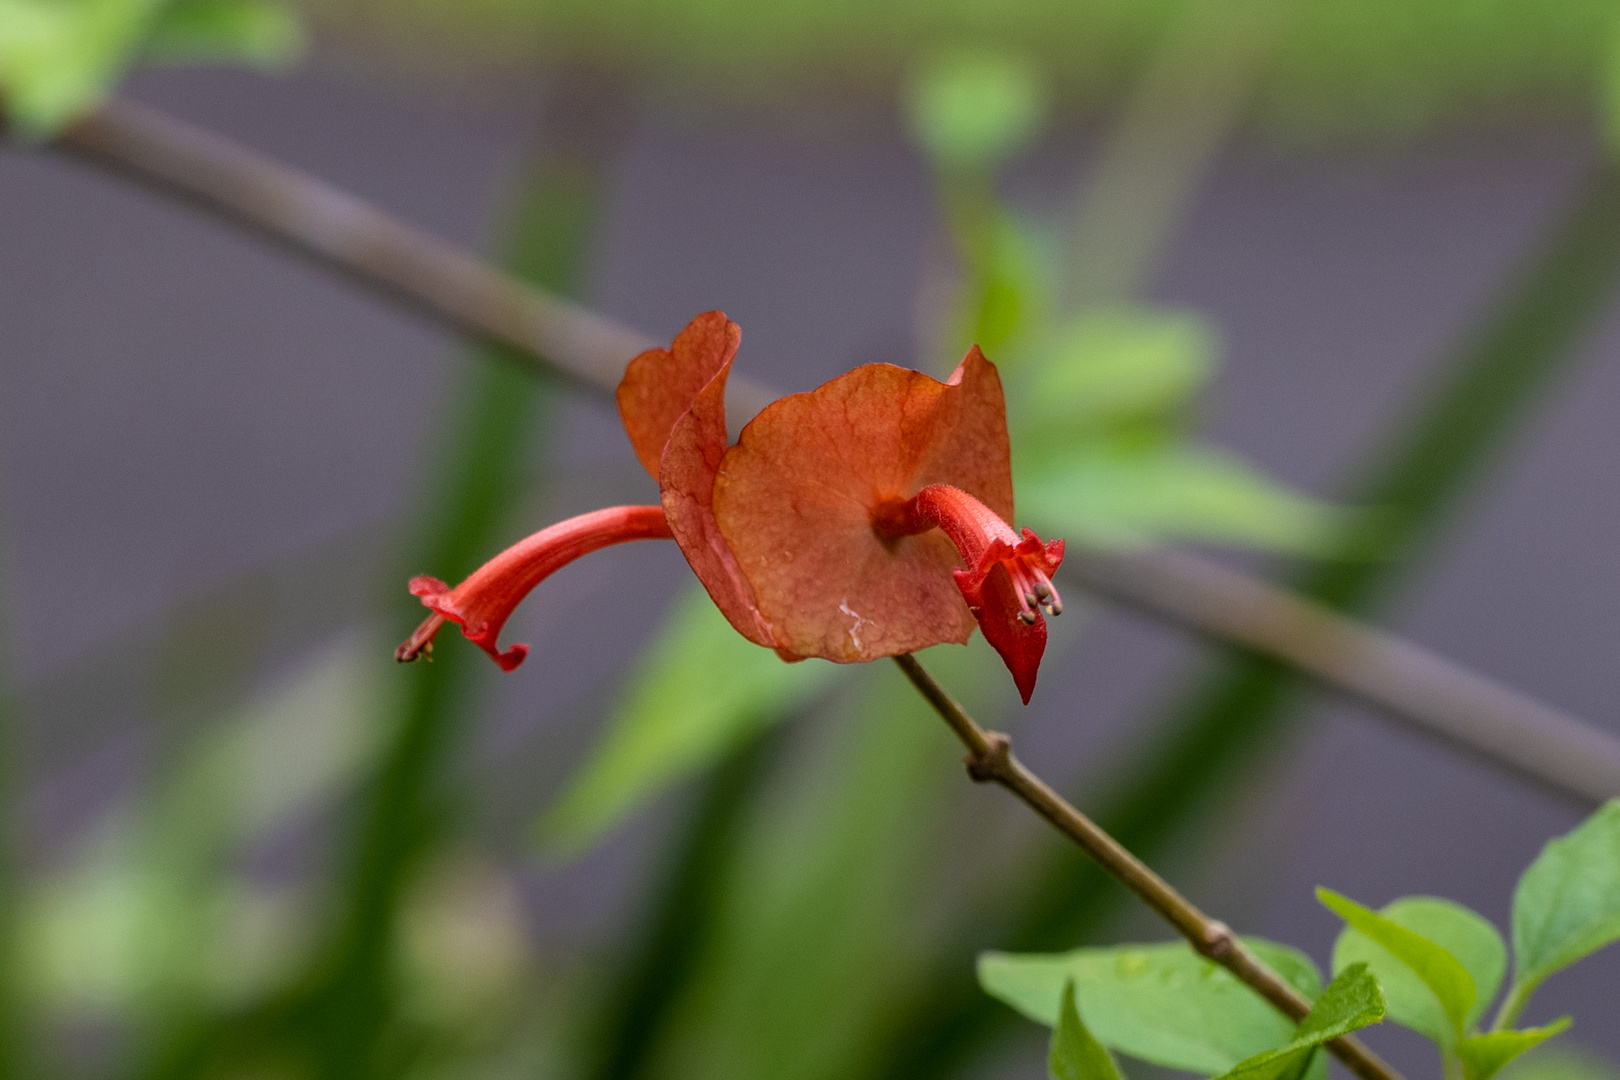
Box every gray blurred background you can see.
[2,53,1617,1077]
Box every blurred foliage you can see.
[537,587,833,857]
[0,0,302,136]
[304,0,1617,139]
[20,641,381,1030]
[1502,1049,1620,1080]
[904,48,1047,171]
[6,0,1620,1077]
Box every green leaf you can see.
[0,0,165,136]
[1050,981,1125,1080]
[1019,309,1216,436]
[1332,896,1506,1045]
[1512,801,1620,991]
[1017,443,1349,555]
[535,586,835,857]
[978,939,1321,1074]
[0,0,300,136]
[143,0,302,65]
[1318,887,1476,1041]
[1459,1021,1573,1080]
[903,47,1048,170]
[1214,963,1386,1080]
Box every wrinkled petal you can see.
[617,310,740,479]
[397,505,673,670]
[711,346,1013,662]
[659,349,780,649]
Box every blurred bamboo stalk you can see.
[131,80,621,1079]
[25,97,1620,807]
[894,653,1402,1080]
[0,602,17,1080]
[1060,0,1294,307]
[583,725,783,1080]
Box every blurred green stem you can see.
[1491,978,1538,1032]
[583,723,782,1080]
[293,81,624,1080]
[0,571,17,1080]
[143,78,624,1080]
[874,158,1620,1080]
[1061,0,1292,308]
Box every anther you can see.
[1018,609,1037,625]
[1034,573,1063,617]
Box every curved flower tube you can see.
[396,505,672,671]
[399,312,1066,702]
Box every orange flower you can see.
[399,312,1064,702]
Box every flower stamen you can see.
[395,613,446,663]
[872,483,1065,702]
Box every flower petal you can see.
[660,351,780,649]
[953,562,1047,704]
[617,311,740,479]
[712,347,1014,662]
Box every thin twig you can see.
[1069,547,1620,803]
[46,100,782,419]
[892,653,1403,1080]
[16,97,1619,805]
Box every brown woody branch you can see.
[893,653,1402,1080]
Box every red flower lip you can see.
[399,312,1066,703]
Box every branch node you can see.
[965,732,1012,783]
[1200,920,1236,959]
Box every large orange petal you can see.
[660,354,780,648]
[711,347,1013,662]
[616,311,740,479]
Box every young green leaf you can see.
[0,0,301,137]
[978,939,1321,1075]
[1332,896,1506,1045]
[0,0,164,136]
[535,586,835,856]
[1050,981,1125,1080]
[903,47,1048,170]
[143,0,302,65]
[1512,801,1620,994]
[1458,1020,1573,1080]
[1019,309,1216,436]
[1017,443,1348,554]
[1318,887,1476,1041]
[1213,963,1386,1080]
[1498,1048,1620,1080]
